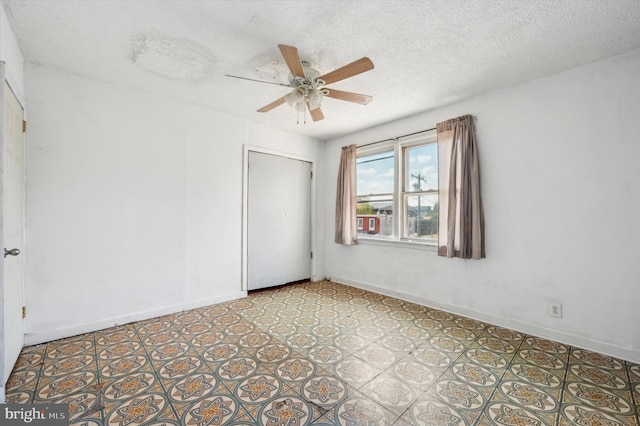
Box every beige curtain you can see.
[334,144,358,245]
[437,115,485,259]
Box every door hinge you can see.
[22,306,26,318]
[22,120,27,133]
[310,251,313,259]
[310,171,313,179]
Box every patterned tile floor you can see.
[5,280,640,425]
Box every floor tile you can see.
[331,390,400,425]
[359,371,422,415]
[404,393,479,425]
[353,342,399,371]
[332,355,383,390]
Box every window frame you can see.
[356,130,438,247]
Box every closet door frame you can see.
[241,145,317,292]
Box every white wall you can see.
[24,63,324,345]
[323,49,640,363]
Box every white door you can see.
[247,151,311,290]
[0,80,25,401]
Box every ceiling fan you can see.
[227,44,374,122]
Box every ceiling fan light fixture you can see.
[307,89,323,110]
[284,88,305,107]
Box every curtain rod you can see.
[357,127,437,148]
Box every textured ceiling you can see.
[3,0,640,140]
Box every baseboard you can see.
[330,276,640,364]
[24,291,247,346]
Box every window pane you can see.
[357,150,394,196]
[357,150,395,239]
[404,193,438,240]
[405,144,438,192]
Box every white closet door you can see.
[247,151,311,290]
[0,80,25,400]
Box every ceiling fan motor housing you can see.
[288,61,322,87]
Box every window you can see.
[356,130,438,244]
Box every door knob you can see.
[4,248,20,258]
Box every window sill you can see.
[356,237,438,252]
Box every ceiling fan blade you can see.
[318,57,374,85]
[278,44,305,78]
[257,97,286,113]
[324,88,372,105]
[307,103,324,122]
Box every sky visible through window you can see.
[357,143,438,208]
[356,151,394,197]
[406,144,438,193]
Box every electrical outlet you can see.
[548,302,562,318]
